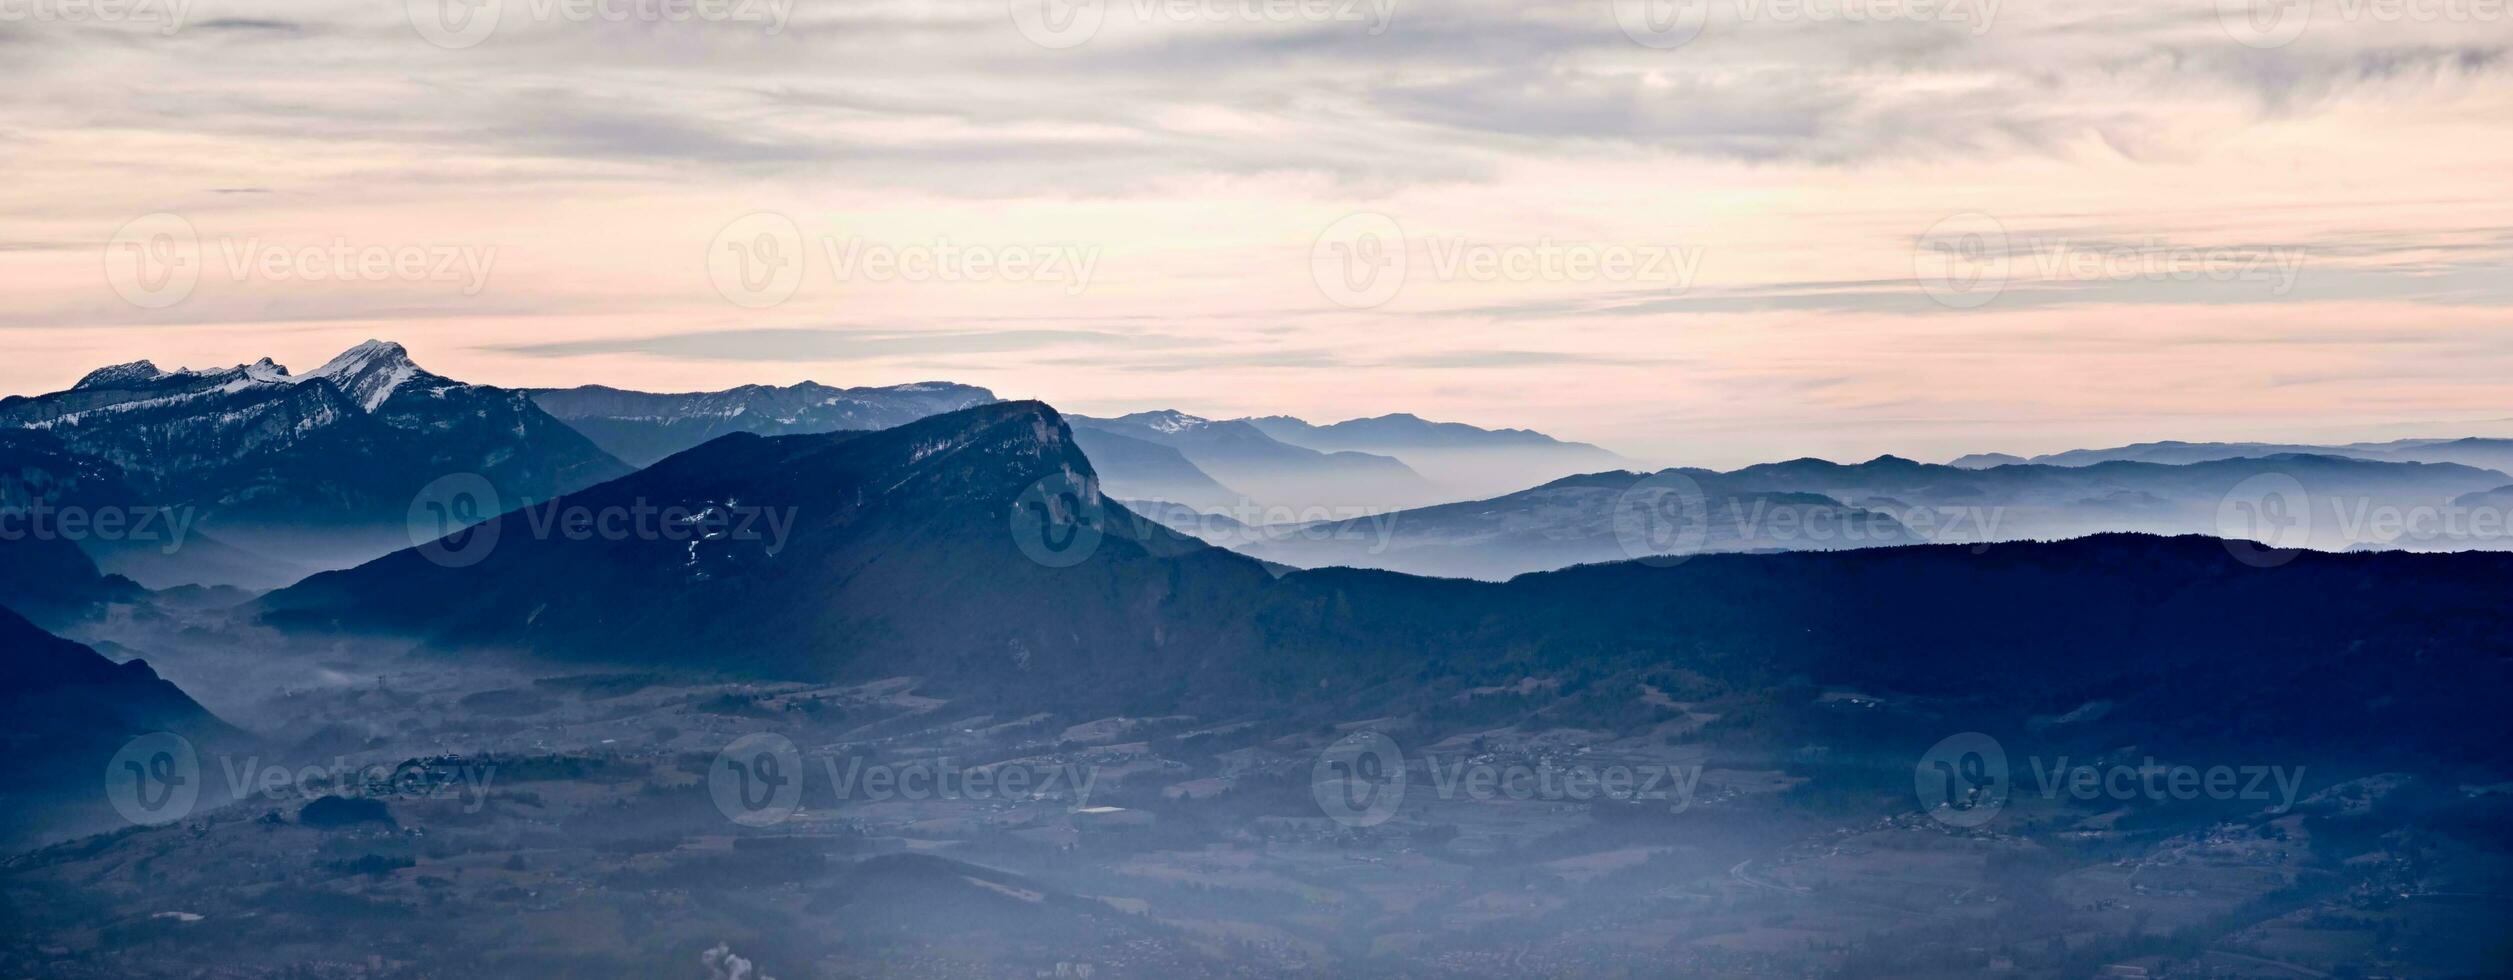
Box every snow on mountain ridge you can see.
[293,340,424,412]
[71,360,166,390]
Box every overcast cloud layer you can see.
[5,0,2511,464]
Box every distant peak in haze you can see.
[1112,410,1211,434]
[1241,411,1621,455]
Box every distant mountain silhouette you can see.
[1071,411,1435,511]
[1227,451,2512,578]
[1954,437,2513,475]
[1245,412,1628,502]
[0,603,233,847]
[1068,425,1242,512]
[530,380,996,467]
[1238,471,1920,580]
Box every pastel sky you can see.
[6,0,2510,466]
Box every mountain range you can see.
[251,400,2513,777]
[0,341,630,588]
[1231,451,2513,579]
[258,401,1273,707]
[1231,471,1926,580]
[528,380,998,467]
[1247,412,1628,500]
[1069,411,1438,512]
[1953,436,2513,474]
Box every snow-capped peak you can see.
[297,339,422,411]
[242,357,292,383]
[1121,409,1208,434]
[72,360,165,390]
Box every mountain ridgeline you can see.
[0,341,631,588]
[528,380,999,467]
[259,401,2513,772]
[1235,451,2513,579]
[259,402,1275,706]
